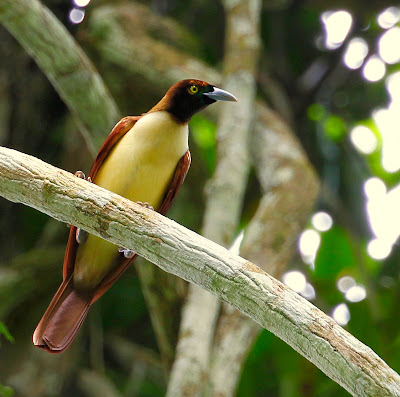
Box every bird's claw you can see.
[136,201,154,211]
[68,172,92,229]
[118,246,136,258]
[76,228,88,245]
[74,170,86,179]
[74,170,92,183]
[117,203,149,257]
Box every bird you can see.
[33,79,237,353]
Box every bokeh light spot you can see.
[69,8,85,24]
[332,303,350,326]
[377,7,400,29]
[364,177,387,199]
[298,229,321,265]
[345,285,367,302]
[321,10,353,49]
[379,27,400,64]
[343,37,368,69]
[373,108,400,172]
[282,271,307,293]
[301,283,316,300]
[73,0,91,7]
[362,55,386,82]
[337,276,356,293]
[367,239,392,260]
[311,212,333,232]
[349,125,377,154]
[386,72,400,101]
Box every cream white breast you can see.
[94,110,188,206]
[74,110,188,289]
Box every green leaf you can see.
[0,322,14,344]
[0,384,14,397]
[189,114,217,173]
[314,226,356,279]
[323,114,347,142]
[307,103,326,121]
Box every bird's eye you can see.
[188,85,199,95]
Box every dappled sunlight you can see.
[69,8,85,24]
[343,37,368,69]
[378,27,400,64]
[298,4,400,332]
[281,271,316,300]
[386,71,400,101]
[373,107,400,172]
[74,0,91,7]
[345,285,366,303]
[298,229,320,266]
[362,55,386,82]
[311,211,333,232]
[337,276,356,293]
[332,303,350,326]
[349,125,377,154]
[364,177,400,260]
[367,238,392,260]
[321,11,352,50]
[282,270,306,292]
[377,6,400,29]
[69,0,91,25]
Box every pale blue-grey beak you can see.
[203,87,237,102]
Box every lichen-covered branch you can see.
[0,0,120,155]
[0,147,399,396]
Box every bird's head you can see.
[150,79,237,123]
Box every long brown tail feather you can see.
[33,275,91,353]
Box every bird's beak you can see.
[203,87,237,102]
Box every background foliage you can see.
[0,0,400,396]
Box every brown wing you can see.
[158,150,191,215]
[63,116,140,280]
[89,116,141,179]
[62,117,191,301]
[91,149,192,302]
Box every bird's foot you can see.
[118,246,136,258]
[76,228,88,245]
[66,172,87,227]
[74,170,92,183]
[74,170,85,179]
[117,202,151,258]
[136,201,154,211]
[68,171,92,233]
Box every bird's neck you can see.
[148,93,205,124]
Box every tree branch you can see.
[0,0,120,155]
[0,148,399,396]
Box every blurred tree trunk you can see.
[167,0,261,395]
